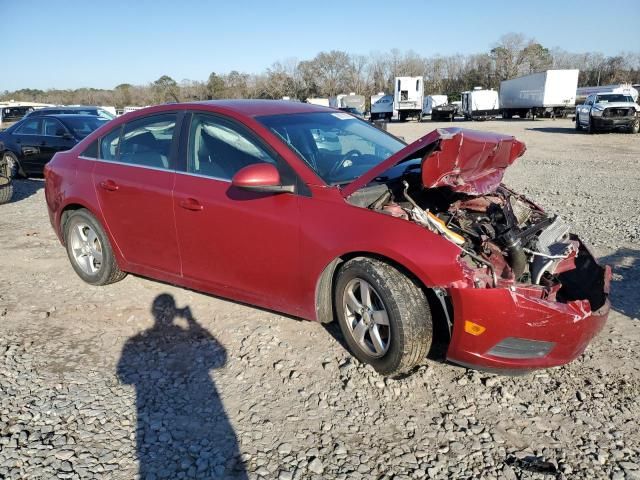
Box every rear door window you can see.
[100,125,122,161]
[118,114,177,169]
[15,118,42,135]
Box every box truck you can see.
[576,84,638,104]
[461,88,500,120]
[370,92,393,121]
[422,95,448,116]
[500,70,579,119]
[394,76,424,121]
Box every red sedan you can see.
[44,101,610,376]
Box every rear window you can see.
[62,117,108,139]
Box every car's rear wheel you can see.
[64,209,126,286]
[1,152,19,179]
[0,175,13,205]
[334,257,432,376]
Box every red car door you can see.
[93,113,180,274]
[173,113,302,313]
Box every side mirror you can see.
[231,163,295,194]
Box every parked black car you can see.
[0,114,108,177]
[26,106,116,120]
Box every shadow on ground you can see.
[117,294,247,479]
[9,178,44,203]
[599,248,640,319]
[526,127,581,135]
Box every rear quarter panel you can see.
[45,154,102,246]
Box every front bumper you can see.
[446,245,610,373]
[592,116,636,130]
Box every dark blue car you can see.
[0,114,108,177]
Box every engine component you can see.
[502,229,527,279]
[509,195,532,226]
[529,216,573,284]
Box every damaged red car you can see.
[44,101,610,376]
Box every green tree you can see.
[153,75,180,102]
[207,72,226,99]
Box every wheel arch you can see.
[314,251,443,324]
[58,202,102,245]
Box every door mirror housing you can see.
[231,163,295,194]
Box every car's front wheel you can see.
[334,257,432,376]
[64,209,127,286]
[629,118,639,134]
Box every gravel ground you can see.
[0,118,639,480]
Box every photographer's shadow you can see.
[117,294,247,479]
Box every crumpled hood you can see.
[341,128,526,197]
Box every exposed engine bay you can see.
[348,174,607,312]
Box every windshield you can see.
[62,117,109,139]
[595,94,634,104]
[257,112,405,184]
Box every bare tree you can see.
[3,33,639,107]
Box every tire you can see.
[1,151,19,179]
[63,209,126,286]
[0,176,13,205]
[629,118,639,134]
[587,116,596,134]
[334,257,432,376]
[575,116,582,131]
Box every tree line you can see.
[2,33,639,108]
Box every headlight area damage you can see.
[344,128,611,372]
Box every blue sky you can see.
[2,0,639,91]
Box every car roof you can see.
[40,114,105,120]
[37,106,99,110]
[184,99,332,117]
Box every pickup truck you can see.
[575,93,639,133]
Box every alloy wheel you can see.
[69,222,103,275]
[343,278,390,357]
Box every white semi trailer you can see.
[461,88,500,120]
[394,76,424,121]
[500,69,579,118]
[422,95,448,116]
[370,92,393,121]
[306,98,331,107]
[340,93,366,113]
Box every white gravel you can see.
[0,117,639,479]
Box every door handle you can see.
[99,180,119,192]
[179,198,203,211]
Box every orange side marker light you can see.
[464,320,486,336]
